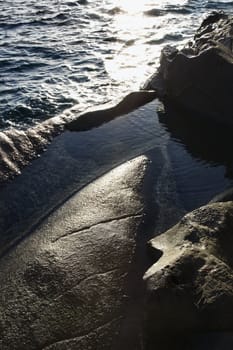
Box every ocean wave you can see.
[77,0,88,4]
[103,36,121,43]
[164,6,193,15]
[14,45,67,59]
[5,61,48,73]
[146,33,183,45]
[206,1,233,9]
[0,12,74,31]
[0,59,12,68]
[0,91,77,129]
[2,101,55,127]
[144,9,165,17]
[106,7,124,16]
[85,12,102,21]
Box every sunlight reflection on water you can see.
[1,0,233,129]
[103,0,199,88]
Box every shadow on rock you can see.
[144,201,233,350]
[158,102,233,179]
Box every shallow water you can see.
[1,0,233,217]
[1,0,233,129]
[0,101,231,254]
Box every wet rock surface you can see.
[0,156,151,350]
[144,201,233,349]
[144,12,233,125]
[66,91,158,132]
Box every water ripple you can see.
[0,0,233,129]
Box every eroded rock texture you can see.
[144,12,233,125]
[144,201,233,350]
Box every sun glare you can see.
[104,0,189,89]
[104,0,164,88]
[118,0,146,14]
[116,0,188,13]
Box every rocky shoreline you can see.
[144,12,233,125]
[0,11,233,350]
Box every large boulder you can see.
[144,12,233,125]
[0,156,151,350]
[144,201,233,349]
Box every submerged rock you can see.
[144,12,233,125]
[144,201,233,349]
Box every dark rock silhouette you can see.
[66,91,157,131]
[144,12,233,126]
[210,187,233,203]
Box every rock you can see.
[210,187,233,203]
[144,12,233,125]
[65,91,157,132]
[0,99,170,349]
[0,156,152,350]
[144,201,233,349]
[143,9,164,17]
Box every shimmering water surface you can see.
[1,0,233,129]
[1,0,233,209]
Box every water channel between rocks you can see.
[0,99,232,255]
[0,99,232,349]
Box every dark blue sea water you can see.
[1,0,233,130]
